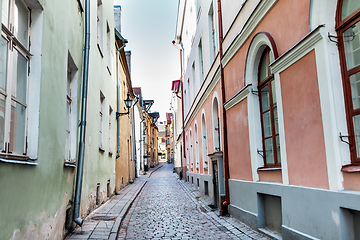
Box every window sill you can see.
[64,159,76,168]
[257,167,281,171]
[0,157,38,166]
[99,147,105,153]
[341,165,360,173]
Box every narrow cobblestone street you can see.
[118,163,269,240]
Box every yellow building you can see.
[115,30,135,192]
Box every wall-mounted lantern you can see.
[116,92,132,118]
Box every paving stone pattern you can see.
[119,163,270,240]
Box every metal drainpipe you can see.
[116,41,127,158]
[217,0,230,209]
[73,0,90,226]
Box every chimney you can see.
[125,51,131,78]
[114,5,121,33]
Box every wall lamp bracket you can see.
[116,92,132,119]
[328,33,339,44]
[339,132,351,146]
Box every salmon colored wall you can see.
[258,169,282,183]
[281,51,329,189]
[223,0,310,102]
[343,172,360,191]
[185,82,222,175]
[224,45,248,99]
[227,99,252,181]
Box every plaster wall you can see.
[280,51,329,189]
[79,0,117,219]
[229,179,360,239]
[226,99,252,181]
[0,0,85,239]
[186,172,214,201]
[116,78,134,192]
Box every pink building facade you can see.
[175,0,360,238]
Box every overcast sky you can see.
[114,0,180,122]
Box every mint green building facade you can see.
[0,0,118,239]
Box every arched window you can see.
[186,134,189,170]
[212,96,221,152]
[190,129,194,170]
[201,113,208,170]
[337,0,360,164]
[195,123,200,170]
[258,47,280,166]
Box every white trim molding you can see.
[185,68,221,130]
[270,25,323,74]
[224,84,252,111]
[221,0,278,68]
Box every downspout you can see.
[217,0,230,209]
[172,41,186,181]
[116,40,128,158]
[73,0,90,226]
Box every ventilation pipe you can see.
[73,0,90,226]
[217,0,230,210]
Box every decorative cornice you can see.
[221,0,278,67]
[270,25,324,74]
[224,84,252,111]
[184,68,221,130]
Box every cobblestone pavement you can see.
[118,163,270,240]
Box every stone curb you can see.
[147,164,163,178]
[177,176,270,240]
[111,180,147,240]
[66,179,147,240]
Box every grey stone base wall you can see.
[186,172,213,201]
[228,179,360,240]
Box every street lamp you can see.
[116,92,132,118]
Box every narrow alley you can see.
[118,163,269,240]
[66,163,269,240]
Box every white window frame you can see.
[97,0,103,56]
[201,111,208,170]
[109,105,113,154]
[198,38,204,84]
[99,91,105,151]
[0,0,43,164]
[106,21,111,74]
[65,52,78,165]
[195,122,200,170]
[208,2,217,63]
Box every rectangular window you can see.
[97,0,103,56]
[196,0,201,23]
[65,52,78,165]
[192,62,196,102]
[109,106,113,154]
[198,39,204,84]
[1,0,33,157]
[99,91,105,151]
[208,3,217,63]
[106,22,111,74]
